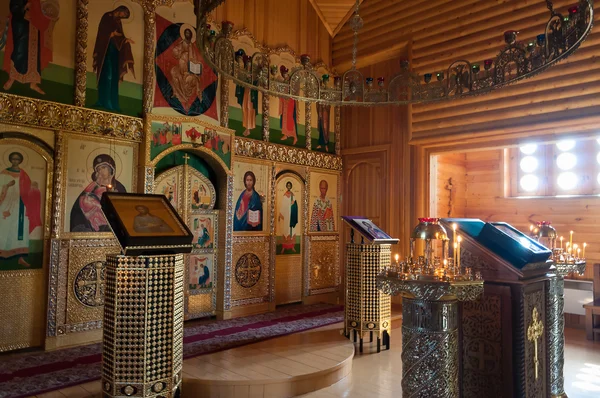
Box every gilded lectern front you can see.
[101,193,193,398]
[342,216,398,353]
[440,218,557,398]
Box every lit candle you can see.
[569,230,574,250]
[454,243,458,268]
[529,225,534,232]
[452,223,457,263]
[457,235,462,270]
[560,236,564,249]
[395,254,399,265]
[577,248,581,258]
[583,242,587,258]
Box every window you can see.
[510,137,599,197]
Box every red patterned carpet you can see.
[0,303,343,398]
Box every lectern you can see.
[342,216,397,353]
[101,193,193,398]
[440,218,556,398]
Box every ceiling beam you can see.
[332,0,363,37]
[308,0,336,37]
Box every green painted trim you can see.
[85,88,143,118]
[0,51,75,85]
[86,72,143,99]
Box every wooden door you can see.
[274,173,304,305]
[341,148,389,281]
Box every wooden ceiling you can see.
[333,0,583,70]
[308,0,362,37]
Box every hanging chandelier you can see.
[196,0,593,106]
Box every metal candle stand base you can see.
[102,254,185,398]
[377,276,483,398]
[548,261,586,398]
[402,298,459,398]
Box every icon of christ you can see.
[154,17,218,118]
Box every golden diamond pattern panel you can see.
[345,243,392,340]
[309,239,339,291]
[0,269,45,352]
[275,255,302,305]
[102,254,184,398]
[231,237,270,305]
[186,293,213,319]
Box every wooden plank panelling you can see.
[434,153,467,219]
[212,0,332,66]
[340,57,413,255]
[458,149,599,280]
[332,0,600,146]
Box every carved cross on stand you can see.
[183,153,190,165]
[77,262,105,305]
[472,340,496,371]
[445,178,456,217]
[527,307,544,380]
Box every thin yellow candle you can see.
[583,243,587,258]
[569,231,574,250]
[560,236,564,249]
[452,223,457,263]
[577,248,581,258]
[457,235,462,269]
[395,254,399,264]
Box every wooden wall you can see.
[339,57,425,306]
[212,0,332,66]
[332,0,600,149]
[433,154,467,219]
[433,149,599,280]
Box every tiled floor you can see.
[31,316,600,398]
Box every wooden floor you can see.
[183,326,354,397]
[30,312,600,398]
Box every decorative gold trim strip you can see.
[234,137,342,171]
[0,93,143,141]
[74,0,88,107]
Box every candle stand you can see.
[534,221,586,398]
[377,218,483,398]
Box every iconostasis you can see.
[0,0,341,352]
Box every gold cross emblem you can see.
[527,307,544,380]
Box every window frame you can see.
[509,137,599,198]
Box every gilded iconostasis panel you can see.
[153,2,219,122]
[0,0,76,104]
[63,134,138,236]
[0,132,54,352]
[233,160,270,235]
[0,0,342,351]
[274,170,305,305]
[85,0,144,117]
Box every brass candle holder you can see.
[531,220,586,398]
[377,217,483,398]
[532,221,586,276]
